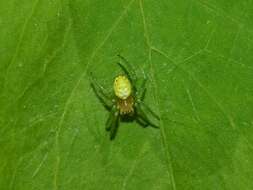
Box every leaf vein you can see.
[153,47,236,130]
[139,1,177,189]
[32,152,48,178]
[5,0,40,74]
[52,1,136,189]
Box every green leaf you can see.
[1,0,252,189]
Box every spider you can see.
[90,55,160,140]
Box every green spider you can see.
[90,55,159,140]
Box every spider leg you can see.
[90,72,113,109]
[109,110,120,140]
[136,116,149,128]
[136,108,159,128]
[138,101,160,120]
[117,54,137,83]
[105,106,117,131]
[137,75,147,101]
[136,101,160,128]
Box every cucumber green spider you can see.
[90,55,159,140]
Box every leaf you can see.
[0,0,252,189]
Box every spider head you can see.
[113,75,132,100]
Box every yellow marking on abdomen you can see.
[114,75,132,100]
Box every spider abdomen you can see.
[114,75,132,100]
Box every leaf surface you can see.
[0,0,253,189]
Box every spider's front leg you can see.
[90,72,113,109]
[106,105,120,140]
[117,54,138,91]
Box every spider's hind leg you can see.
[137,72,147,101]
[105,106,120,140]
[106,106,117,131]
[136,116,149,128]
[140,101,160,120]
[136,101,160,128]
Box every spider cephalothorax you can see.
[90,55,159,140]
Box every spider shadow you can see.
[120,113,157,129]
[120,114,135,123]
